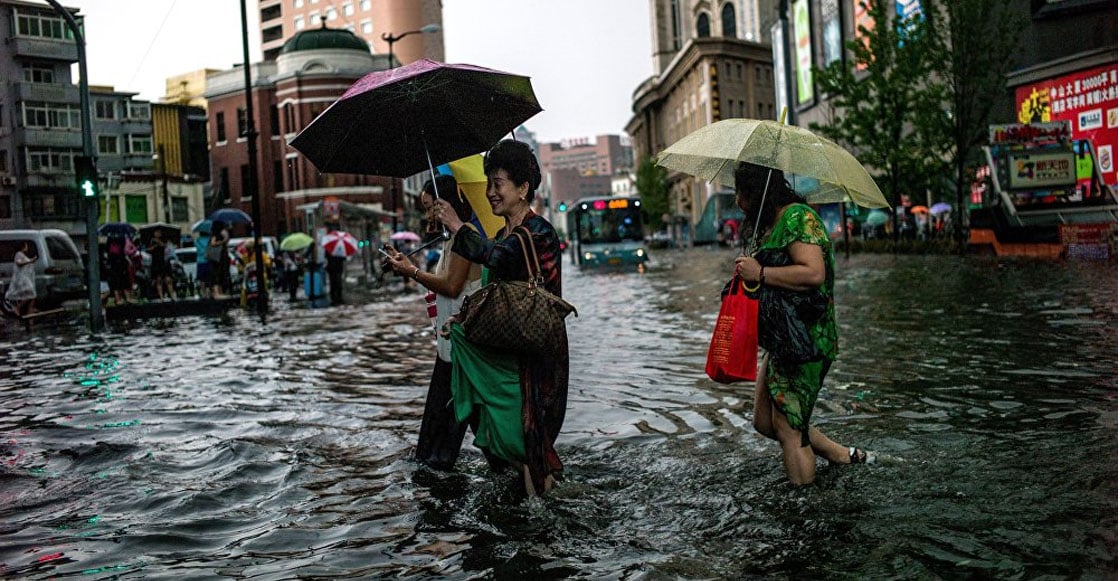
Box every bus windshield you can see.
[575,200,643,244]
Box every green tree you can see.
[636,156,670,231]
[810,0,949,240]
[923,0,1024,251]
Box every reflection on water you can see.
[0,250,1115,578]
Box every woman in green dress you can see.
[732,162,872,486]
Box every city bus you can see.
[564,196,649,269]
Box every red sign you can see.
[1015,63,1118,189]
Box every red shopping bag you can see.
[705,275,759,383]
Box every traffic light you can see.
[557,201,567,212]
[75,156,98,197]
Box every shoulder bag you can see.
[457,227,577,358]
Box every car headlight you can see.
[635,249,645,257]
[583,252,593,261]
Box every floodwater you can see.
[0,249,1115,579]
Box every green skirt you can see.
[449,322,525,464]
[767,358,831,445]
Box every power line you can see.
[127,0,179,91]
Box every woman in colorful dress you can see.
[429,139,568,497]
[732,162,872,486]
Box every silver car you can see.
[0,229,86,307]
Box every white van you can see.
[0,229,86,307]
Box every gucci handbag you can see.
[457,227,577,357]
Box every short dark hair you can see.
[422,174,473,222]
[483,139,541,203]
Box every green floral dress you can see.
[758,204,838,441]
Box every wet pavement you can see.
[0,248,1116,578]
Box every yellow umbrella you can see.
[446,154,503,237]
[657,118,890,209]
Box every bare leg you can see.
[773,408,815,485]
[752,353,852,464]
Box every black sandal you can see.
[848,447,874,464]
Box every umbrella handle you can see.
[421,129,450,238]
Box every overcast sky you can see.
[60,0,654,144]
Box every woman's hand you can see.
[432,199,464,234]
[734,255,763,284]
[383,246,417,278]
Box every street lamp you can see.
[381,23,441,69]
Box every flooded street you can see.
[1,249,1116,579]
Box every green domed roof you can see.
[280,25,369,55]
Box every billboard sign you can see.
[1009,151,1077,189]
[793,0,814,104]
[771,20,788,120]
[1014,63,1118,190]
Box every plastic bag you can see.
[750,249,828,366]
[705,274,759,383]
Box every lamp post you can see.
[380,23,439,232]
[153,145,170,224]
[381,23,441,69]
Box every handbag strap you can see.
[511,226,543,286]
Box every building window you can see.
[0,197,10,220]
[721,3,737,38]
[360,19,373,34]
[94,100,117,120]
[22,64,54,84]
[310,11,321,25]
[218,167,231,201]
[270,104,281,136]
[273,161,284,194]
[240,164,251,201]
[97,135,119,155]
[171,197,189,222]
[343,2,354,16]
[696,12,711,38]
[128,102,150,120]
[128,135,153,155]
[216,112,227,142]
[294,0,303,7]
[236,108,248,138]
[294,15,305,30]
[23,102,81,129]
[0,151,7,173]
[13,8,72,40]
[360,0,370,10]
[326,7,337,20]
[26,147,77,172]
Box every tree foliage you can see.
[810,0,949,226]
[636,156,670,229]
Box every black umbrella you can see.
[208,208,253,225]
[289,59,542,180]
[98,222,137,238]
[138,222,181,246]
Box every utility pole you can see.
[46,0,101,333]
[157,144,170,223]
[240,0,268,321]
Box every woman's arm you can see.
[414,253,472,298]
[735,241,824,291]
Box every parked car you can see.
[174,247,239,290]
[0,229,86,308]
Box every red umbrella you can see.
[288,59,542,179]
[321,231,358,258]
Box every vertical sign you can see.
[853,0,874,71]
[895,0,923,43]
[793,0,813,105]
[821,0,842,66]
[771,20,788,120]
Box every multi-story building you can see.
[0,0,85,237]
[89,86,153,175]
[257,0,444,65]
[627,0,778,237]
[538,135,635,210]
[206,25,398,237]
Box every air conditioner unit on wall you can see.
[0,177,15,186]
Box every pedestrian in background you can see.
[324,224,347,306]
[195,229,212,298]
[732,161,872,486]
[385,174,482,471]
[148,230,175,301]
[430,139,569,497]
[106,235,133,305]
[282,250,302,301]
[208,221,230,298]
[5,240,37,316]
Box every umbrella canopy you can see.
[930,202,952,214]
[98,222,137,238]
[209,208,253,225]
[321,230,358,258]
[138,222,181,246]
[656,118,890,209]
[390,231,421,242]
[289,59,543,178]
[910,205,930,214]
[191,219,212,234]
[280,232,314,251]
[865,210,890,226]
[438,153,504,237]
